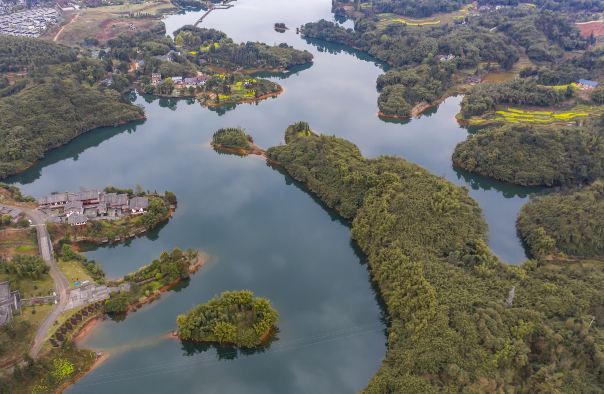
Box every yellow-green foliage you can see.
[51,358,75,380]
[1,346,96,394]
[544,82,578,91]
[493,107,591,124]
[200,42,220,52]
[464,105,604,126]
[377,13,441,28]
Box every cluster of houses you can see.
[0,7,61,37]
[0,281,20,326]
[151,72,210,88]
[38,190,149,226]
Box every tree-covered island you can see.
[177,290,278,348]
[210,127,265,156]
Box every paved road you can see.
[22,208,69,359]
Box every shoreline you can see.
[175,325,277,348]
[50,200,175,249]
[72,251,207,344]
[203,85,284,108]
[141,85,284,108]
[377,101,436,120]
[73,315,105,346]
[56,352,109,394]
[60,252,209,392]
[1,113,146,182]
[211,142,267,158]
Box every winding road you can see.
[6,206,70,359]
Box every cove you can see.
[3,0,541,392]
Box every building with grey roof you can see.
[69,190,101,204]
[0,282,20,326]
[129,196,149,214]
[38,192,69,207]
[64,200,84,216]
[103,193,129,208]
[67,213,88,226]
[0,206,22,223]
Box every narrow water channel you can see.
[4,0,541,392]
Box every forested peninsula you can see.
[0,36,144,180]
[266,122,603,392]
[452,121,604,187]
[518,181,604,259]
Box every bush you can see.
[1,255,48,279]
[177,290,278,347]
[211,128,251,149]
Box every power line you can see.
[75,323,384,388]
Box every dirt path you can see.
[53,12,79,42]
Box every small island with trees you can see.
[176,290,278,348]
[211,127,265,156]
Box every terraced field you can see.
[375,4,475,29]
[460,104,604,126]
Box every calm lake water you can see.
[5,0,540,392]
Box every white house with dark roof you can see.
[64,200,84,217]
[38,192,69,207]
[129,197,149,214]
[68,213,88,226]
[578,79,599,90]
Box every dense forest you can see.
[0,36,144,180]
[480,0,604,13]
[266,122,604,392]
[302,19,519,70]
[177,290,278,348]
[0,78,144,179]
[337,0,604,18]
[0,36,77,72]
[474,9,590,63]
[302,6,595,118]
[459,79,571,117]
[452,122,604,186]
[301,18,520,117]
[377,64,452,116]
[518,181,604,258]
[0,254,48,280]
